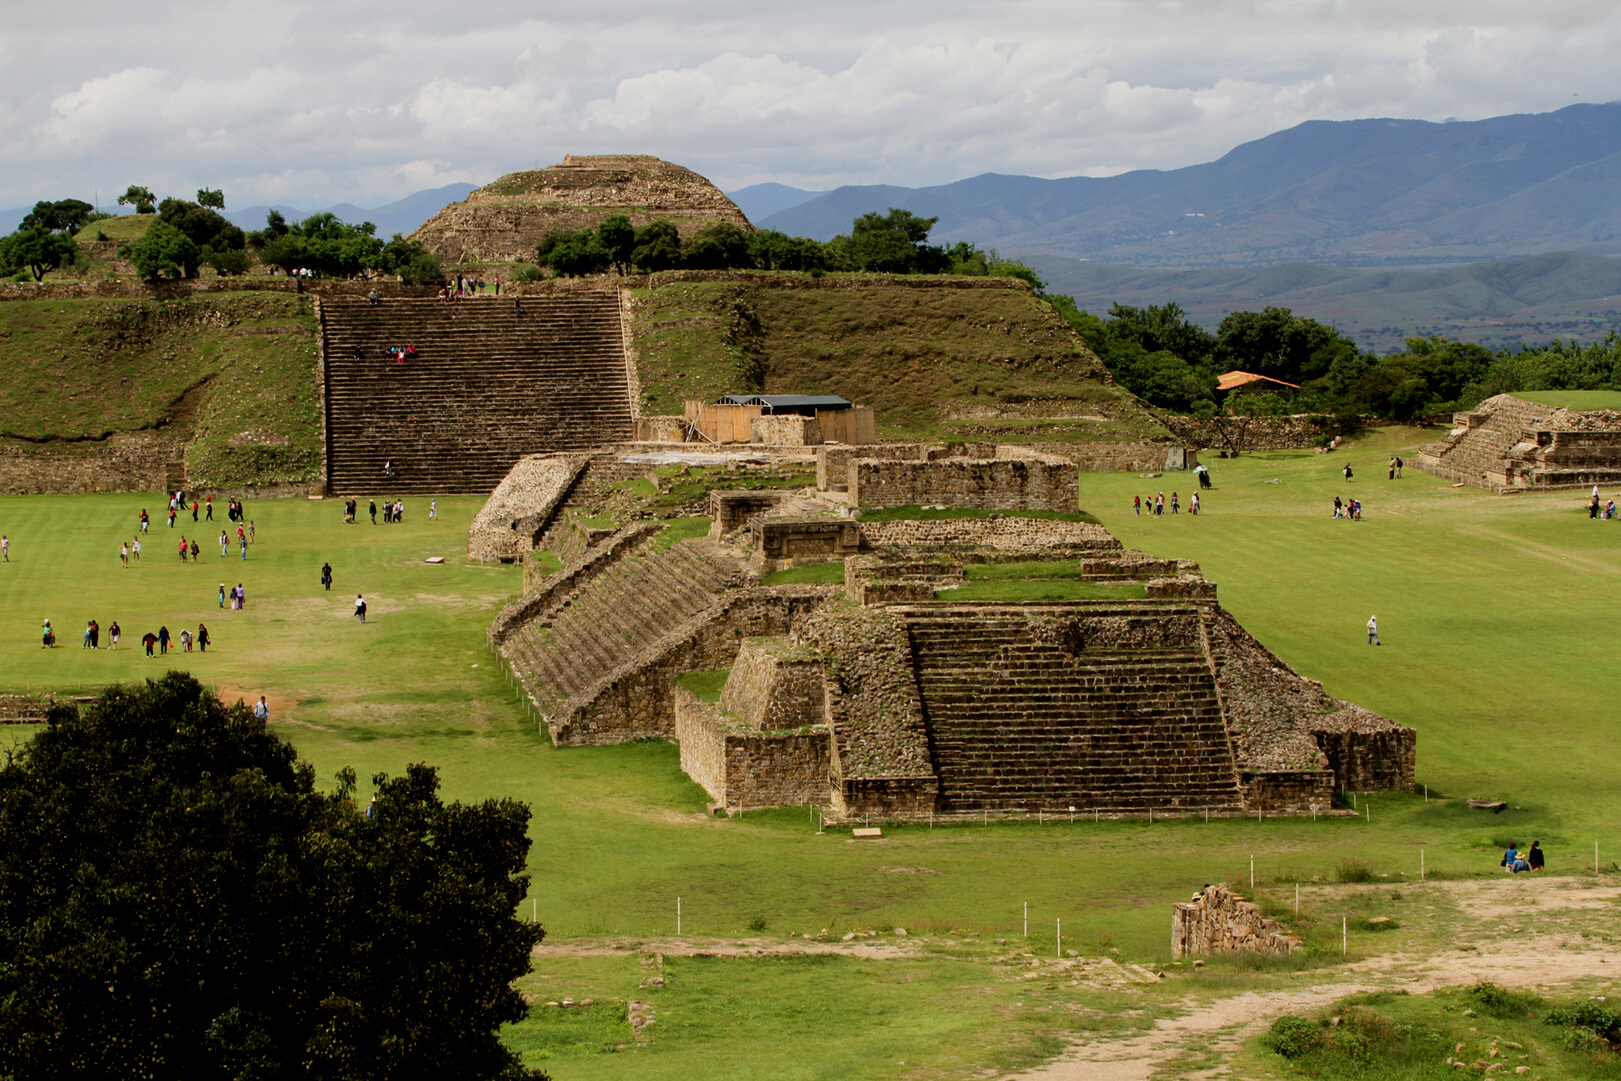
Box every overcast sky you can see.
[3,1,1620,210]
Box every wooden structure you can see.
[683,395,876,445]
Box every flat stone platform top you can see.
[412,155,752,263]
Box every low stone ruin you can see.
[1172,885,1300,957]
[1419,393,1621,491]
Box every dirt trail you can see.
[1008,878,1621,1081]
[539,932,920,962]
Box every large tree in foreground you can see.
[0,673,546,1081]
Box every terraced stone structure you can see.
[412,155,752,265]
[318,290,632,493]
[1419,393,1621,491]
[486,481,1414,819]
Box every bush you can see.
[1268,1015,1321,1058]
[1336,858,1376,883]
[1469,981,1544,1020]
[746,915,768,932]
[1547,1001,1621,1041]
[510,261,546,282]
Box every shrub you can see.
[1336,858,1376,883]
[1547,1001,1621,1041]
[746,915,768,932]
[1469,981,1544,1020]
[1268,1015,1321,1058]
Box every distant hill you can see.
[1034,251,1621,352]
[724,183,827,224]
[764,103,1621,269]
[224,183,478,237]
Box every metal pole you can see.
[1056,918,1061,958]
[678,896,682,935]
[1023,902,1027,937]
[1250,855,1254,891]
[1294,883,1298,916]
[1342,916,1347,954]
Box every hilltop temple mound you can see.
[411,155,753,264]
[1418,393,1621,491]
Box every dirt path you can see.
[1008,878,1621,1081]
[539,932,921,962]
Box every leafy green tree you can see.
[1214,306,1357,385]
[257,233,310,275]
[0,672,546,1081]
[196,188,225,209]
[747,229,826,271]
[117,184,157,214]
[682,221,752,270]
[248,209,290,249]
[201,245,251,276]
[0,228,80,281]
[382,234,442,284]
[826,208,944,273]
[545,231,612,277]
[1106,302,1217,366]
[631,220,682,272]
[20,199,96,235]
[597,215,636,273]
[533,228,578,267]
[158,198,245,255]
[121,220,201,280]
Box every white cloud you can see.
[3,1,1621,207]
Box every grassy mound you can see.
[0,294,319,488]
[627,275,1168,442]
[1512,389,1621,411]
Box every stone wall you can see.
[547,586,840,745]
[1024,441,1196,472]
[719,637,827,729]
[1161,414,1389,453]
[751,519,863,571]
[0,435,179,496]
[1312,708,1418,792]
[674,688,832,808]
[750,415,823,445]
[467,454,587,562]
[635,416,688,442]
[859,517,1119,553]
[710,490,795,535]
[1172,885,1300,958]
[849,452,1078,512]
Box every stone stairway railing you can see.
[319,294,633,494]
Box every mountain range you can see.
[756,103,1621,269]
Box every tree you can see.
[117,184,157,215]
[631,220,682,272]
[121,220,201,280]
[248,209,290,249]
[544,231,611,277]
[158,198,245,256]
[0,228,80,281]
[1106,302,1217,366]
[747,229,826,272]
[196,188,225,209]
[201,245,251,276]
[382,234,443,284]
[20,199,96,236]
[681,221,751,270]
[597,215,636,273]
[827,208,943,273]
[1214,306,1357,385]
[0,673,546,1081]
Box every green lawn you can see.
[1511,389,1621,411]
[5,427,1621,1077]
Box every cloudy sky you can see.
[3,0,1620,209]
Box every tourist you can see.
[1170,492,1179,514]
[237,583,246,610]
[370,499,377,524]
[82,621,94,649]
[355,594,367,624]
[368,289,380,306]
[90,620,100,649]
[1502,842,1530,873]
[205,497,213,521]
[514,297,522,317]
[254,696,269,721]
[140,509,149,533]
[1343,463,1354,481]
[180,627,193,652]
[248,521,255,545]
[2,534,8,561]
[219,583,226,609]
[1190,492,1200,515]
[1155,492,1164,516]
[1351,500,1362,520]
[429,497,437,519]
[168,506,176,528]
[141,630,156,656]
[1197,464,1212,489]
[1133,495,1141,516]
[220,530,229,557]
[384,460,394,481]
[1607,500,1617,520]
[394,499,404,522]
[192,500,199,522]
[322,562,333,591]
[197,624,209,652]
[1396,456,1403,477]
[493,276,501,295]
[41,619,54,648]
[1529,841,1545,871]
[108,621,120,650]
[240,535,248,561]
[158,626,170,655]
[1366,614,1380,646]
[1388,457,1396,480]
[1590,495,1600,519]
[131,538,141,563]
[178,536,188,562]
[120,542,129,567]
[190,539,200,563]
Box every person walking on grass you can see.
[1389,457,1396,480]
[131,538,141,563]
[108,621,120,650]
[1343,463,1354,482]
[355,594,367,624]
[1133,495,1141,516]
[120,542,129,567]
[178,536,188,562]
[192,501,198,523]
[254,696,269,722]
[369,499,377,524]
[237,583,246,610]
[220,530,228,557]
[1367,614,1380,646]
[197,624,209,652]
[205,497,213,521]
[140,509,149,533]
[322,562,333,591]
[190,539,199,563]
[1170,492,1179,514]
[218,583,226,609]
[141,630,156,656]
[248,521,255,545]
[240,535,248,561]
[429,497,437,520]
[82,621,94,649]
[158,626,170,655]
[1191,492,1200,515]
[180,627,193,652]
[2,534,8,562]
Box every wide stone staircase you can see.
[901,605,1244,812]
[501,539,750,719]
[320,293,632,493]
[1417,394,1552,489]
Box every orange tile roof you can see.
[1217,370,1300,391]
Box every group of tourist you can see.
[1332,496,1363,519]
[221,583,248,610]
[437,274,499,302]
[1588,486,1616,519]
[1133,491,1200,516]
[1502,841,1545,873]
[47,618,209,655]
[385,345,418,364]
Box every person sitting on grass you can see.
[1528,840,1545,871]
[1502,843,1531,873]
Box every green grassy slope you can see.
[0,294,319,487]
[628,275,1168,442]
[1513,389,1621,410]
